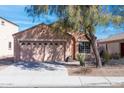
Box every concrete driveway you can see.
[0,61,68,76]
[0,61,73,87]
[0,61,124,87]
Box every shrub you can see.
[111,53,120,59]
[76,53,85,66]
[102,51,110,64]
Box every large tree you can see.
[25,5,124,68]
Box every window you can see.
[1,21,5,25]
[55,43,58,45]
[21,42,25,45]
[8,42,11,49]
[79,42,90,53]
[33,42,36,45]
[50,43,53,45]
[44,43,47,45]
[39,43,42,45]
[27,42,31,45]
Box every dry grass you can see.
[67,58,124,76]
[67,66,124,76]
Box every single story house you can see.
[13,23,92,62]
[0,17,19,58]
[98,32,124,57]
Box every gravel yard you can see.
[67,58,124,76]
[67,66,124,76]
[0,57,124,87]
[1,57,124,76]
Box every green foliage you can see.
[102,51,110,63]
[112,16,124,25]
[25,5,49,21]
[25,5,124,35]
[76,53,85,66]
[25,5,124,67]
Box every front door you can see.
[121,43,124,57]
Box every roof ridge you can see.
[0,16,19,27]
[13,23,56,36]
[108,32,124,38]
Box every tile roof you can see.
[98,32,124,43]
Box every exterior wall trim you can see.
[77,40,89,42]
[18,39,67,42]
[0,17,19,27]
[98,39,124,44]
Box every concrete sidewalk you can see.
[0,62,124,87]
[79,76,124,87]
[0,75,124,87]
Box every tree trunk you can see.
[85,26,102,68]
[90,36,102,68]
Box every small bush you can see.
[102,51,110,64]
[76,53,85,66]
[111,53,120,59]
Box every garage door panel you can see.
[20,43,34,62]
[30,43,44,61]
[38,44,45,61]
[44,42,59,62]
[50,42,64,61]
[57,44,64,61]
[32,44,38,61]
[19,41,65,62]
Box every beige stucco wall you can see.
[65,38,73,58]
[98,43,106,51]
[98,42,121,55]
[107,42,120,54]
[13,24,73,62]
[0,18,19,58]
[13,24,90,62]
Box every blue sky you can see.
[0,5,123,39]
[0,5,58,30]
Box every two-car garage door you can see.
[19,41,65,62]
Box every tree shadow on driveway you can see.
[0,57,78,71]
[13,61,66,71]
[0,57,14,66]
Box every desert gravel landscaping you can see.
[0,57,124,87]
[1,57,124,76]
[67,58,124,76]
[67,66,124,76]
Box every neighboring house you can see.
[98,32,124,57]
[0,17,19,58]
[13,24,92,62]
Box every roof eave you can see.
[0,17,19,27]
